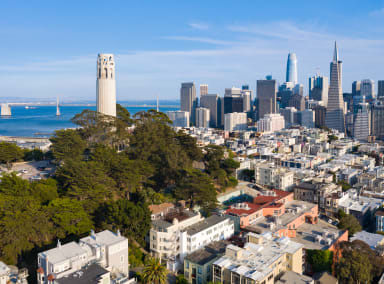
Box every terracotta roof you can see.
[148,202,174,214]
[225,202,262,216]
[264,202,284,209]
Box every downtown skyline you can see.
[0,0,384,101]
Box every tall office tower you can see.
[224,112,247,132]
[257,77,277,120]
[180,82,197,124]
[96,54,116,117]
[258,113,285,133]
[278,82,294,108]
[360,79,375,101]
[167,111,190,127]
[241,90,252,112]
[298,109,315,128]
[293,84,303,96]
[312,105,327,128]
[343,92,354,112]
[325,42,345,133]
[371,104,384,140]
[286,52,298,84]
[279,107,297,128]
[353,102,370,141]
[289,93,305,111]
[200,84,208,96]
[352,81,361,97]
[309,75,329,106]
[378,80,384,98]
[224,87,243,114]
[200,94,220,127]
[195,107,210,128]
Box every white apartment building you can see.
[255,162,294,191]
[224,112,247,132]
[196,107,210,128]
[212,232,303,284]
[167,111,190,127]
[258,113,285,133]
[0,262,10,284]
[150,210,234,271]
[37,230,129,284]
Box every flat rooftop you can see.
[291,220,346,250]
[186,215,231,236]
[184,241,229,265]
[56,263,109,284]
[39,242,87,265]
[152,209,198,229]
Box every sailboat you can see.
[56,97,61,116]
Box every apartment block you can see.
[254,162,294,191]
[212,232,303,284]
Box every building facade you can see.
[257,78,277,120]
[286,53,298,84]
[167,111,190,127]
[224,112,247,132]
[196,107,210,128]
[181,82,197,125]
[258,113,285,133]
[200,94,221,128]
[309,75,329,106]
[96,54,116,117]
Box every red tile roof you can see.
[225,202,262,216]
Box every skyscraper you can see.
[200,84,208,96]
[353,101,370,141]
[325,42,345,133]
[360,79,375,101]
[96,54,116,117]
[371,104,384,140]
[352,81,361,97]
[257,77,277,120]
[378,80,384,98]
[180,82,197,124]
[195,107,210,128]
[200,94,220,128]
[286,53,298,85]
[224,87,243,114]
[309,75,329,106]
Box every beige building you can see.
[255,162,294,191]
[212,232,303,284]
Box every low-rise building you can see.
[150,210,234,271]
[350,231,384,255]
[212,232,303,284]
[255,163,294,191]
[276,271,314,284]
[37,230,129,284]
[184,241,228,284]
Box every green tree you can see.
[337,180,352,192]
[337,214,362,236]
[176,275,188,284]
[31,178,59,204]
[47,198,93,238]
[306,249,333,273]
[221,158,240,175]
[23,149,44,161]
[97,200,151,245]
[0,142,23,168]
[142,257,167,284]
[335,249,372,284]
[50,129,87,162]
[174,168,217,213]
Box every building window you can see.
[198,266,202,274]
[120,255,124,263]
[186,261,189,269]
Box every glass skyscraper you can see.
[286,52,298,85]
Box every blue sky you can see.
[0,0,384,102]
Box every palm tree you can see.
[141,257,168,284]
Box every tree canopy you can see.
[337,213,362,236]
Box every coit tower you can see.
[96,53,116,117]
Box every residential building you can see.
[350,231,384,254]
[258,113,285,133]
[167,110,190,127]
[184,241,228,284]
[276,271,314,284]
[376,209,384,232]
[325,42,345,133]
[257,78,277,120]
[212,232,303,284]
[312,272,338,284]
[37,230,129,284]
[254,163,294,191]
[224,112,247,132]
[200,94,220,128]
[309,75,329,106]
[180,82,197,124]
[55,263,111,284]
[0,262,10,284]
[150,210,234,271]
[200,84,208,96]
[286,52,298,84]
[196,107,210,128]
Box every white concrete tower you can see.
[97,53,116,117]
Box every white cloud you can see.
[189,22,209,30]
[370,8,384,16]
